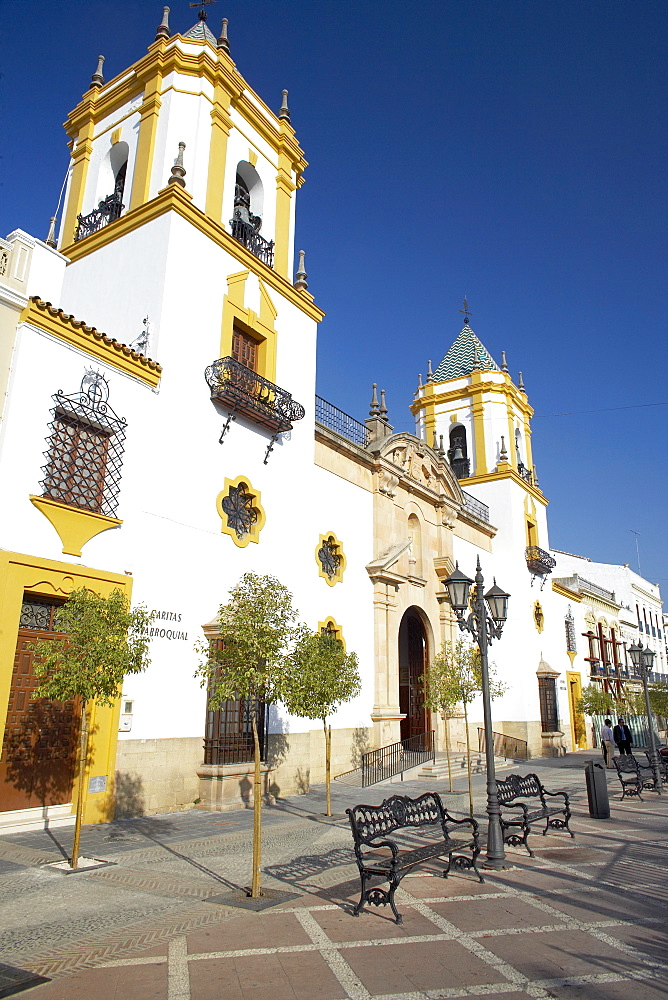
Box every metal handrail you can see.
[478,728,529,760]
[230,216,274,267]
[462,491,490,523]
[361,731,435,787]
[315,396,371,447]
[75,192,124,241]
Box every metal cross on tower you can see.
[459,297,473,323]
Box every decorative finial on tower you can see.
[459,296,472,325]
[45,216,58,249]
[155,7,170,41]
[417,373,423,389]
[294,250,308,291]
[217,17,230,52]
[438,435,446,459]
[427,360,433,382]
[499,435,508,462]
[518,371,525,391]
[379,390,389,422]
[91,55,105,88]
[501,350,508,373]
[168,142,187,187]
[369,384,380,417]
[278,90,291,122]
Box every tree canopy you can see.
[282,630,361,724]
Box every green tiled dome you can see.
[433,323,499,381]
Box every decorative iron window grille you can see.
[318,537,342,579]
[41,371,126,517]
[221,483,259,541]
[565,610,577,653]
[315,396,370,447]
[205,356,305,435]
[19,597,64,631]
[75,191,124,242]
[0,249,8,275]
[203,694,267,765]
[538,676,559,732]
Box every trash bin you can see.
[585,760,610,819]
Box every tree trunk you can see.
[324,720,331,816]
[443,712,453,793]
[251,713,262,898]
[463,699,473,818]
[70,700,90,869]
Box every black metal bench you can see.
[496,773,574,856]
[614,754,657,799]
[643,750,668,786]
[346,792,482,924]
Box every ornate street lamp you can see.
[444,556,511,868]
[627,641,662,794]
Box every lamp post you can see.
[627,642,662,794]
[444,556,510,868]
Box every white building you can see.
[0,7,662,831]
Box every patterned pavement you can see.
[0,757,666,999]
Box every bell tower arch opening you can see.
[398,607,430,742]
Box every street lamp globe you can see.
[444,563,473,612]
[627,641,643,671]
[641,645,655,674]
[484,580,510,625]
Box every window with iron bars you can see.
[203,693,267,765]
[40,371,126,517]
[538,676,559,732]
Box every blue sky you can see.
[2,0,667,594]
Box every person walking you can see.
[613,716,633,755]
[601,718,615,768]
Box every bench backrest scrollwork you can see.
[347,792,445,847]
[496,773,544,806]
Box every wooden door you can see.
[399,612,429,743]
[0,601,79,812]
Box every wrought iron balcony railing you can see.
[75,192,124,241]
[525,545,556,576]
[205,356,305,435]
[230,216,274,268]
[517,461,534,484]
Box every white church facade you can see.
[0,8,663,830]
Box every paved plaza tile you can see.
[187,952,345,1000]
[21,960,168,999]
[340,938,508,993]
[429,894,566,932]
[185,911,313,951]
[309,903,441,940]
[480,927,646,980]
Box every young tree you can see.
[30,588,151,869]
[576,684,618,718]
[195,572,301,898]
[425,638,505,816]
[282,630,361,816]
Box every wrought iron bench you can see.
[614,754,659,799]
[643,750,668,785]
[346,792,483,924]
[496,773,574,856]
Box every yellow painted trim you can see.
[63,184,325,323]
[410,378,534,421]
[219,273,278,383]
[458,468,548,505]
[129,75,163,210]
[552,581,583,602]
[30,496,122,557]
[216,475,266,547]
[533,600,544,633]
[523,412,534,471]
[566,670,587,749]
[318,616,347,652]
[20,298,162,387]
[274,145,296,279]
[61,117,95,247]
[0,550,132,824]
[315,531,347,587]
[205,89,232,222]
[64,40,308,179]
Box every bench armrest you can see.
[443,813,479,835]
[499,801,529,818]
[362,838,399,860]
[542,788,570,808]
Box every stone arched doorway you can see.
[398,607,429,742]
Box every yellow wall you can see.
[0,551,133,824]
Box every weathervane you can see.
[189,0,216,20]
[459,297,472,324]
